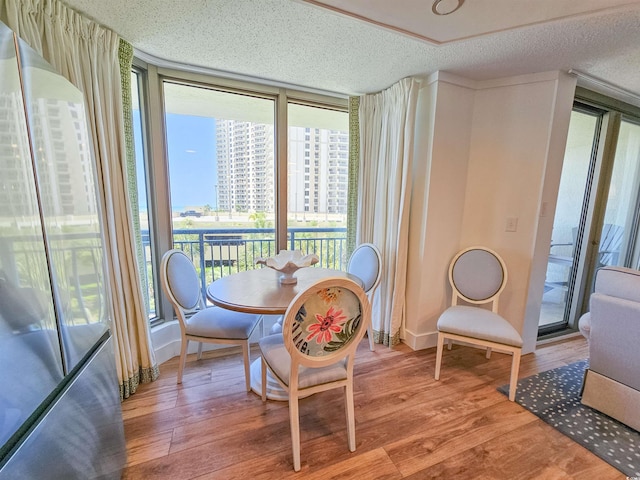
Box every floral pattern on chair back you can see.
[289,286,362,358]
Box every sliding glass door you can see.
[539,108,599,332]
[540,101,640,336]
[600,119,640,268]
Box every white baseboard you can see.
[402,329,438,351]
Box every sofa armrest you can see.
[595,266,640,303]
[589,292,640,391]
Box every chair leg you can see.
[289,393,301,472]
[486,347,492,359]
[367,326,375,351]
[435,333,444,380]
[345,383,356,452]
[177,338,189,384]
[508,349,522,402]
[242,341,251,392]
[197,341,203,360]
[447,339,453,350]
[260,357,267,402]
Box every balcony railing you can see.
[4,226,348,323]
[1,232,106,325]
[141,227,347,315]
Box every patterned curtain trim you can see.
[118,38,159,400]
[120,364,160,400]
[118,39,150,317]
[371,328,401,347]
[346,96,360,259]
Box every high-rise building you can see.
[216,120,275,215]
[215,119,348,217]
[0,93,97,219]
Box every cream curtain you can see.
[1,0,159,398]
[357,77,420,347]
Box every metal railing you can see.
[141,227,348,314]
[0,232,106,326]
[3,226,348,323]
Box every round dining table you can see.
[206,266,362,315]
[206,266,363,400]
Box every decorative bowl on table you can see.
[256,250,319,284]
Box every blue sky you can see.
[134,112,218,211]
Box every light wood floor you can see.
[121,336,624,479]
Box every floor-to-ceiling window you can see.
[130,66,348,322]
[131,69,157,319]
[163,81,276,299]
[287,102,349,267]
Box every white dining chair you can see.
[258,276,371,471]
[434,246,523,401]
[347,243,382,350]
[160,249,262,389]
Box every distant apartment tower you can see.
[288,127,348,216]
[215,120,275,214]
[0,94,97,218]
[215,119,348,216]
[30,98,97,216]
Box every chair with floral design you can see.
[258,276,371,472]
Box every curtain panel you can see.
[1,0,159,399]
[357,77,420,347]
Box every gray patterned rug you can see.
[498,360,640,477]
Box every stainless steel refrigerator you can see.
[0,21,126,479]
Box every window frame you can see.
[131,62,349,324]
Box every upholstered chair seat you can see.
[438,306,523,348]
[259,334,349,389]
[184,307,259,339]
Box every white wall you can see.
[404,70,577,354]
[405,73,475,350]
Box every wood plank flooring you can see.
[121,336,625,479]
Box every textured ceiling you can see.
[304,0,639,44]
[63,0,640,100]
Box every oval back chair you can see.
[434,246,523,401]
[258,276,371,471]
[347,243,382,350]
[160,249,262,388]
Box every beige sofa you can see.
[579,266,640,432]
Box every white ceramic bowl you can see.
[256,250,319,284]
